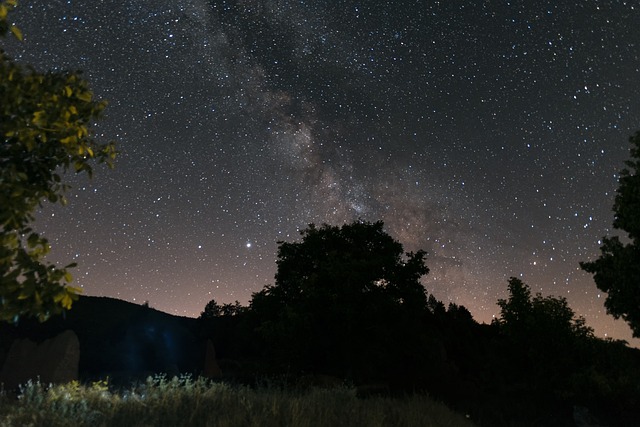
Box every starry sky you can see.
[4,0,640,344]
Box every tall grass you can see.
[0,375,475,427]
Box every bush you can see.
[0,375,476,427]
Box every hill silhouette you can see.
[0,296,203,384]
[1,292,640,426]
[4,222,640,426]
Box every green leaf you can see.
[76,91,93,102]
[26,233,39,248]
[9,25,22,41]
[0,20,116,323]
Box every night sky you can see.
[4,0,639,344]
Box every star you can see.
[5,0,639,346]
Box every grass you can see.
[0,375,476,427]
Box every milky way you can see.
[4,0,640,344]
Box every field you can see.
[0,375,476,427]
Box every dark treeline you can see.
[199,221,640,427]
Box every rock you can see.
[202,339,222,378]
[0,330,79,390]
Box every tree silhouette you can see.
[581,131,640,337]
[495,277,594,398]
[496,277,533,336]
[496,277,593,340]
[200,299,245,319]
[0,2,116,322]
[249,220,431,380]
[200,299,224,319]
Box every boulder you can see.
[0,330,79,390]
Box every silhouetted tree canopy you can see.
[494,277,596,401]
[249,220,431,380]
[200,299,223,319]
[199,299,245,319]
[266,220,428,310]
[446,302,474,323]
[0,2,116,322]
[581,131,640,337]
[496,277,593,340]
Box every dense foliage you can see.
[197,237,640,426]
[496,277,594,341]
[248,221,433,383]
[199,299,245,319]
[581,131,640,337]
[494,278,596,396]
[0,1,116,322]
